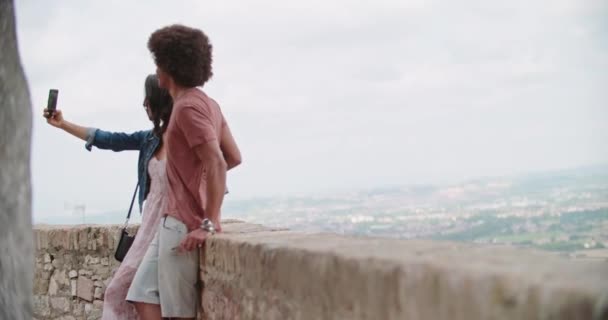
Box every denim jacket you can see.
[85,128,160,212]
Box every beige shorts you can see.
[126,215,199,318]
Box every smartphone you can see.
[47,89,59,117]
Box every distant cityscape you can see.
[224,165,608,260]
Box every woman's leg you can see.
[127,229,163,320]
[101,264,138,320]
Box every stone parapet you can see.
[200,222,608,320]
[34,223,608,320]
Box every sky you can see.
[13,0,608,222]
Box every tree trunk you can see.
[0,0,34,319]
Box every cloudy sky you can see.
[14,0,608,221]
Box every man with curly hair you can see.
[127,24,242,320]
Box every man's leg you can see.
[158,216,200,319]
[133,302,162,320]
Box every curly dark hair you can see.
[144,74,173,137]
[147,24,213,87]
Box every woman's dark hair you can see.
[144,74,173,137]
[147,24,213,87]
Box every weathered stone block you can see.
[79,269,92,277]
[34,277,49,295]
[92,265,110,275]
[33,296,50,317]
[73,302,84,316]
[48,276,59,296]
[77,277,94,302]
[48,270,68,296]
[70,279,77,297]
[87,300,104,320]
[51,258,62,269]
[84,303,93,315]
[50,297,70,313]
[41,270,52,280]
[94,287,104,300]
[58,270,69,285]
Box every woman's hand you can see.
[43,108,64,128]
[42,109,90,141]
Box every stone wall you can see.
[35,222,608,320]
[201,222,608,320]
[34,225,138,320]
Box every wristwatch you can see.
[200,219,216,235]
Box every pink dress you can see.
[101,158,167,320]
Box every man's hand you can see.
[177,228,210,252]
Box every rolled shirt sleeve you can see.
[84,128,98,151]
[176,105,218,149]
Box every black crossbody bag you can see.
[114,183,139,262]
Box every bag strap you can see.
[123,182,139,228]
